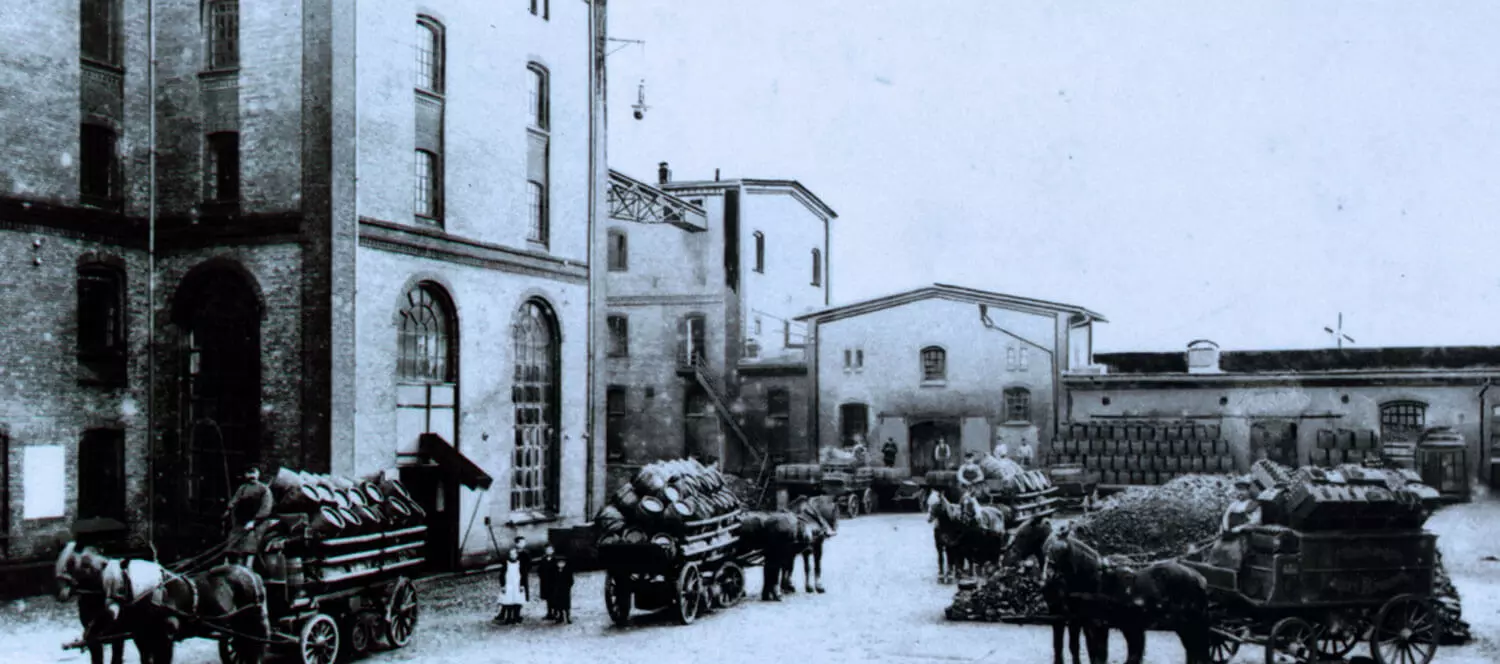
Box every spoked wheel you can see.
[343,613,375,658]
[1266,617,1317,664]
[676,563,705,625]
[604,573,632,626]
[1314,613,1364,661]
[715,563,746,609]
[218,637,263,664]
[845,494,861,517]
[383,576,418,649]
[1208,624,1245,664]
[862,488,877,514]
[1371,594,1439,664]
[298,613,340,664]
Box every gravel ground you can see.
[3,503,1498,664]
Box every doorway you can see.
[1250,421,1299,468]
[908,419,961,476]
[684,385,721,461]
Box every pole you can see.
[146,0,159,559]
[584,0,606,517]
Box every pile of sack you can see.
[269,468,426,539]
[1072,474,1236,557]
[945,562,1048,622]
[593,459,742,548]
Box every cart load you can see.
[1248,459,1439,531]
[1072,473,1236,558]
[978,454,1024,481]
[268,467,428,538]
[594,458,743,546]
[869,467,909,486]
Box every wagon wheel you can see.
[1265,616,1317,664]
[676,563,705,625]
[1313,613,1364,660]
[862,487,877,514]
[343,613,375,657]
[297,613,340,664]
[383,576,418,648]
[1370,594,1438,664]
[845,494,861,518]
[715,563,746,609]
[1208,624,1246,664]
[218,637,263,664]
[604,573,632,626]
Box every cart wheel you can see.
[1266,616,1317,664]
[1208,625,1243,664]
[1371,594,1438,664]
[604,573,632,627]
[845,494,860,517]
[715,563,746,609]
[383,577,418,649]
[298,613,340,664]
[862,488,877,514]
[676,563,705,625]
[218,637,264,664]
[344,613,375,657]
[1313,613,1363,660]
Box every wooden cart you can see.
[600,510,760,626]
[773,463,875,517]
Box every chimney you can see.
[658,162,670,185]
[1186,340,1222,374]
[715,168,721,182]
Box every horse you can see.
[1044,524,1213,664]
[129,562,270,664]
[739,510,815,602]
[55,542,142,664]
[957,494,1010,575]
[1002,515,1052,569]
[927,493,966,583]
[783,495,839,594]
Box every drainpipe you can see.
[583,0,605,517]
[145,0,158,558]
[1479,379,1493,488]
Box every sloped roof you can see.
[1095,346,1500,375]
[661,178,838,219]
[795,283,1107,324]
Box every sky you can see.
[604,1,1500,353]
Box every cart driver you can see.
[1208,476,1262,568]
[225,466,274,569]
[957,452,986,499]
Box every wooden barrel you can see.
[275,484,323,514]
[337,506,364,534]
[331,475,356,490]
[309,506,346,538]
[650,534,678,559]
[345,487,368,508]
[637,495,665,517]
[359,481,385,505]
[400,494,428,520]
[285,555,305,586]
[633,466,670,495]
[383,496,412,526]
[670,501,693,519]
[270,467,303,501]
[776,463,821,483]
[662,486,682,503]
[355,505,382,529]
[362,504,386,529]
[621,528,648,544]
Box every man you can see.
[933,437,953,470]
[224,467,273,569]
[994,439,1011,461]
[1017,440,1036,468]
[957,452,987,498]
[881,438,899,468]
[850,434,869,466]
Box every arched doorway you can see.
[908,418,961,477]
[169,263,262,554]
[511,299,561,516]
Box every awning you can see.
[418,433,494,490]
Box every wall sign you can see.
[23,444,66,519]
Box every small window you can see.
[78,264,126,381]
[843,349,852,369]
[754,316,762,335]
[607,230,628,271]
[607,315,629,357]
[530,0,550,19]
[527,123,549,244]
[527,64,549,130]
[1004,387,1032,423]
[753,231,765,273]
[1019,347,1030,371]
[414,149,439,219]
[207,0,239,71]
[921,346,946,382]
[79,124,119,207]
[855,349,864,369]
[811,249,822,286]
[81,0,121,66]
[77,429,125,521]
[415,17,444,95]
[606,386,626,461]
[1380,401,1428,443]
[527,180,548,243]
[206,132,240,203]
[1006,346,1016,371]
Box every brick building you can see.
[797,284,1105,476]
[603,165,836,490]
[1,0,609,585]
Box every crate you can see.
[1142,471,1159,485]
[1206,424,1222,440]
[1188,457,1205,472]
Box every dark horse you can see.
[783,495,838,594]
[739,510,816,601]
[927,493,965,583]
[1043,523,1214,664]
[1002,521,1108,664]
[55,542,139,664]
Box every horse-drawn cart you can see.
[600,510,760,625]
[773,463,875,517]
[920,467,1060,528]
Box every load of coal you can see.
[1433,550,1473,645]
[944,562,1049,622]
[1072,474,1236,557]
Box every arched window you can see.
[1004,387,1031,423]
[1379,401,1427,443]
[414,17,444,94]
[920,346,946,382]
[512,299,561,514]
[607,229,628,271]
[753,231,765,273]
[811,248,822,286]
[396,283,458,452]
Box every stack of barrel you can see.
[1309,429,1382,467]
[1048,421,1234,486]
[1250,459,1439,531]
[593,458,742,554]
[269,468,427,540]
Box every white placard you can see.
[23,444,67,519]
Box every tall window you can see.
[77,429,125,521]
[205,132,240,203]
[1004,387,1032,423]
[414,149,439,219]
[78,264,126,380]
[607,230,628,271]
[530,0,550,19]
[1380,401,1428,443]
[839,403,869,447]
[79,124,119,207]
[811,249,822,286]
[606,386,626,461]
[753,231,765,273]
[207,1,239,70]
[1019,347,1030,371]
[606,314,629,357]
[921,346,946,382]
[81,0,121,65]
[767,388,791,461]
[678,314,707,367]
[415,17,444,225]
[1006,346,1017,371]
[512,299,561,514]
[396,283,458,451]
[527,64,550,245]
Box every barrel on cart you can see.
[600,510,759,626]
[774,463,874,517]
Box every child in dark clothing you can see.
[537,544,557,620]
[549,552,575,624]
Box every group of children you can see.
[492,536,575,626]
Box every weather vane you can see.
[632,80,650,120]
[1324,313,1356,349]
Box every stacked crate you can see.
[1308,428,1383,467]
[1045,421,1235,486]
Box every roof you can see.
[795,283,1107,325]
[661,178,839,220]
[1094,346,1500,375]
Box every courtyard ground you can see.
[2,502,1497,664]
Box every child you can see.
[537,544,557,620]
[550,551,575,624]
[513,536,533,604]
[493,548,525,625]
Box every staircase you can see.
[689,364,774,506]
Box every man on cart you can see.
[1205,475,1262,568]
[224,466,274,569]
[957,452,987,502]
